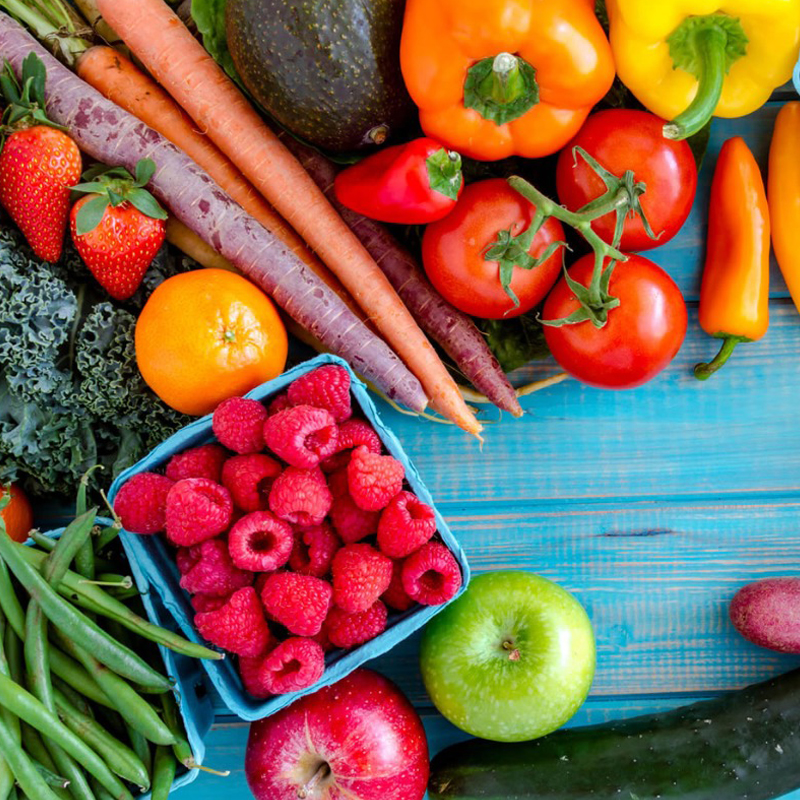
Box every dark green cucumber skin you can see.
[226,0,414,153]
[429,668,800,800]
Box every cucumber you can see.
[429,668,800,800]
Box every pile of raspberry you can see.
[113,365,462,698]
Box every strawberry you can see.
[70,158,168,301]
[0,54,81,262]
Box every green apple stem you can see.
[297,763,330,799]
[502,640,521,661]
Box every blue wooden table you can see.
[190,101,800,798]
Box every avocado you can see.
[226,0,415,153]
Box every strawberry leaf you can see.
[21,52,46,111]
[134,158,156,187]
[126,188,167,221]
[75,195,110,236]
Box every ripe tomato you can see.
[421,179,565,319]
[542,254,687,389]
[556,109,697,251]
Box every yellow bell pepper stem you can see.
[663,25,728,140]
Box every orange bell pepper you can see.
[768,102,800,316]
[399,0,615,162]
[695,136,770,380]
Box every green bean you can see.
[7,785,18,800]
[87,779,115,800]
[160,693,193,769]
[0,608,20,741]
[0,713,62,800]
[48,652,110,710]
[125,725,152,783]
[75,468,102,582]
[29,534,56,552]
[26,510,98,714]
[50,632,176,747]
[53,690,150,791]
[43,744,95,800]
[0,673,133,800]
[50,679,92,719]
[0,537,170,691]
[92,524,121,557]
[150,747,177,800]
[0,559,25,645]
[17,547,222,661]
[29,761,69,793]
[0,752,13,800]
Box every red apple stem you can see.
[297,763,331,799]
[502,640,521,661]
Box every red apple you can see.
[245,669,429,800]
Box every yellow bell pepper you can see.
[607,0,800,140]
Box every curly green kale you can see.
[0,223,191,496]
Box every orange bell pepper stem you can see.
[768,102,800,316]
[694,137,770,380]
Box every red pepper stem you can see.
[693,336,741,380]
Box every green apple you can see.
[419,570,596,742]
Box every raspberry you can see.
[194,587,272,657]
[239,651,275,699]
[328,470,379,543]
[402,542,462,606]
[326,601,387,648]
[165,478,233,547]
[114,473,174,535]
[310,620,335,653]
[287,364,352,423]
[331,544,392,613]
[260,572,332,636]
[289,522,341,577]
[347,446,404,511]
[228,511,293,572]
[321,418,382,473]
[191,594,230,613]
[212,397,268,454]
[382,559,415,612]
[266,393,292,416]
[263,405,339,468]
[269,467,332,527]
[166,444,228,483]
[261,637,325,694]
[377,491,437,559]
[177,538,253,597]
[221,454,282,512]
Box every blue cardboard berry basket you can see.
[33,518,214,799]
[108,354,471,722]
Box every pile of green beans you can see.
[0,499,225,800]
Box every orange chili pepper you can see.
[694,136,770,380]
[399,0,615,162]
[768,102,800,316]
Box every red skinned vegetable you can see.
[556,109,697,252]
[422,179,565,319]
[542,254,687,389]
[334,138,463,225]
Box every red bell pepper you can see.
[333,137,463,225]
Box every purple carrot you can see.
[0,14,426,413]
[276,132,522,417]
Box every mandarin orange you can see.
[135,269,288,416]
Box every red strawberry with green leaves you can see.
[0,53,82,262]
[70,158,168,300]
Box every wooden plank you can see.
[375,301,800,505]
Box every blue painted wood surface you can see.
[190,100,800,798]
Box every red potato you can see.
[730,578,800,654]
[0,15,427,415]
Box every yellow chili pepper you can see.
[768,101,800,316]
[607,0,800,140]
[694,137,770,380]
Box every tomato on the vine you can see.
[421,179,565,320]
[556,109,697,251]
[542,253,687,389]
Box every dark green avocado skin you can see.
[226,0,414,153]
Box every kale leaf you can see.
[0,224,190,496]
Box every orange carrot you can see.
[75,44,367,335]
[96,0,481,437]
